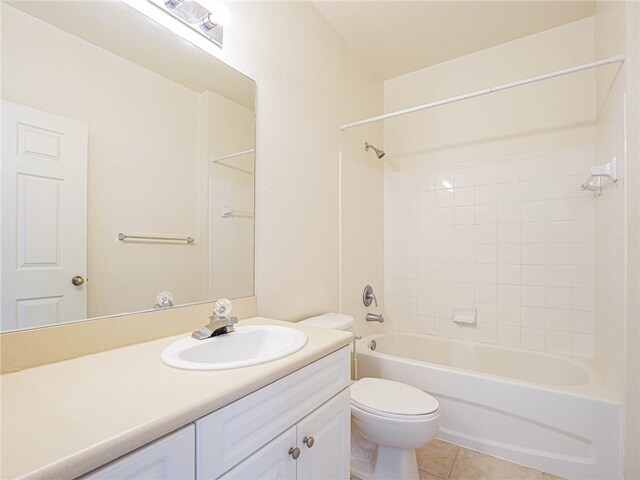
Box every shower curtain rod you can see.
[340,55,625,131]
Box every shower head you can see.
[365,142,385,159]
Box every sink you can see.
[161,325,308,370]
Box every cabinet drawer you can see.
[196,347,350,479]
[82,425,195,480]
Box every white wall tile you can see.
[497,162,519,183]
[383,144,597,357]
[521,179,546,201]
[572,333,595,357]
[475,164,497,185]
[546,330,573,354]
[497,325,520,346]
[521,265,546,286]
[521,307,545,329]
[521,327,545,350]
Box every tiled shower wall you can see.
[340,130,387,338]
[384,144,598,357]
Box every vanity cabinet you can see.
[197,347,351,479]
[223,388,350,479]
[294,387,351,479]
[81,347,351,480]
[222,426,297,479]
[83,425,195,479]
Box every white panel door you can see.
[1,100,88,330]
[296,388,351,480]
[220,426,297,480]
[83,425,195,479]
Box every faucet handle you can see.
[212,298,233,319]
[363,285,378,307]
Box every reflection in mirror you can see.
[0,1,255,332]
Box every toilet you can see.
[300,313,440,480]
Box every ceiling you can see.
[314,1,596,80]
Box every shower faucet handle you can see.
[363,285,378,307]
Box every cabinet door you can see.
[196,347,350,479]
[83,425,195,479]
[296,388,350,480]
[221,426,297,480]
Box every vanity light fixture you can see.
[123,0,225,50]
[201,12,217,31]
[160,0,223,47]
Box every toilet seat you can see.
[351,378,439,420]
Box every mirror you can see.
[1,1,255,332]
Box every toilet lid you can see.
[299,313,354,330]
[351,378,439,417]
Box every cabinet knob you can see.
[303,436,315,448]
[288,447,300,460]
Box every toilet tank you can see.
[299,313,354,331]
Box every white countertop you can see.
[0,317,352,479]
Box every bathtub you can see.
[356,332,621,480]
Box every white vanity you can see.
[0,318,352,479]
[84,347,350,479]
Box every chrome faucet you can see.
[192,298,238,340]
[366,313,384,323]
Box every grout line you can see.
[445,446,462,480]
[418,468,447,480]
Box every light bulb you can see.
[202,12,216,30]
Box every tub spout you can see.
[366,313,384,323]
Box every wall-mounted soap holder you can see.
[453,308,477,325]
[581,156,618,196]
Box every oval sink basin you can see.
[161,325,308,370]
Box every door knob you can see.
[303,436,315,448]
[288,447,300,459]
[71,276,85,286]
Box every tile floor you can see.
[352,439,566,480]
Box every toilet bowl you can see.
[299,313,440,480]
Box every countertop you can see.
[0,317,353,479]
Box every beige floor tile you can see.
[542,473,566,480]
[420,471,443,480]
[416,439,461,478]
[355,471,443,480]
[449,448,542,480]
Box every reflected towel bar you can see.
[211,149,255,163]
[118,233,195,244]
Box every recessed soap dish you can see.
[453,308,477,325]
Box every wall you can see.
[594,0,627,419]
[1,5,206,318]
[383,19,598,356]
[340,125,387,337]
[594,1,640,477]
[2,1,385,324]
[204,91,255,300]
[216,1,383,321]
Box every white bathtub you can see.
[356,332,621,480]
